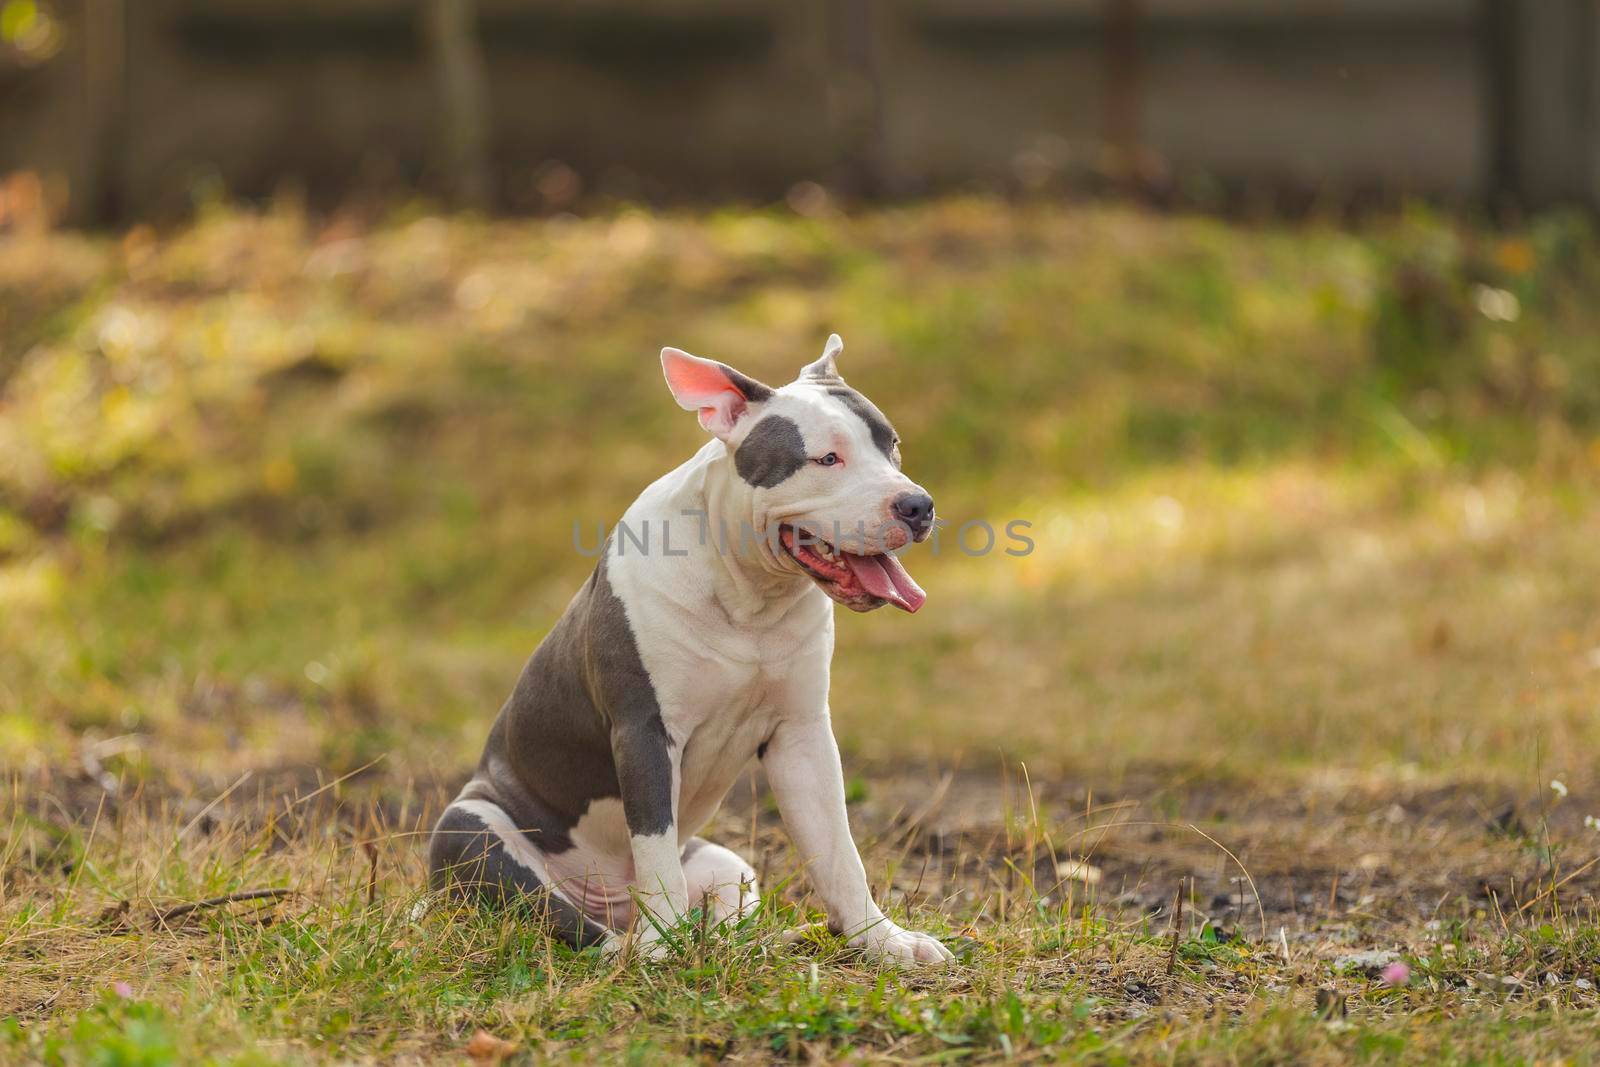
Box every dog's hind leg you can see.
[680,837,759,923]
[428,799,613,949]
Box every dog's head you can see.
[661,334,933,612]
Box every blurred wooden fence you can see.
[1,0,1596,223]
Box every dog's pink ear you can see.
[661,347,773,440]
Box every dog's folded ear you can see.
[661,347,774,440]
[798,333,844,382]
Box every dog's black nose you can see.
[892,492,935,530]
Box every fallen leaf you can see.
[465,1030,518,1063]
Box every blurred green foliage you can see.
[2,198,1599,777]
[4,201,1596,557]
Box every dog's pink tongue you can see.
[842,551,926,613]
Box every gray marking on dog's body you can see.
[427,805,612,947]
[825,386,898,462]
[679,837,708,865]
[734,414,808,488]
[435,547,673,864]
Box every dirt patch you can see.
[836,768,1595,935]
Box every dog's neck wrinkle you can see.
[697,443,816,624]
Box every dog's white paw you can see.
[854,922,954,967]
[635,936,674,962]
[603,925,674,963]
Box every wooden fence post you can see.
[1486,0,1600,210]
[79,0,126,224]
[423,0,492,210]
[826,0,889,197]
[1103,0,1143,189]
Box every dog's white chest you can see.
[676,698,776,835]
[563,665,778,859]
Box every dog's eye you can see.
[815,452,840,467]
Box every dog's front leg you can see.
[613,717,687,959]
[764,709,954,966]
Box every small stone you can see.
[1055,858,1102,885]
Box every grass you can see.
[7,771,1600,1063]
[3,196,1600,1062]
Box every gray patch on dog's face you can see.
[826,386,898,463]
[467,545,674,849]
[734,414,808,488]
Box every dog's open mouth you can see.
[777,525,926,613]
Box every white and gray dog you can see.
[429,334,952,965]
